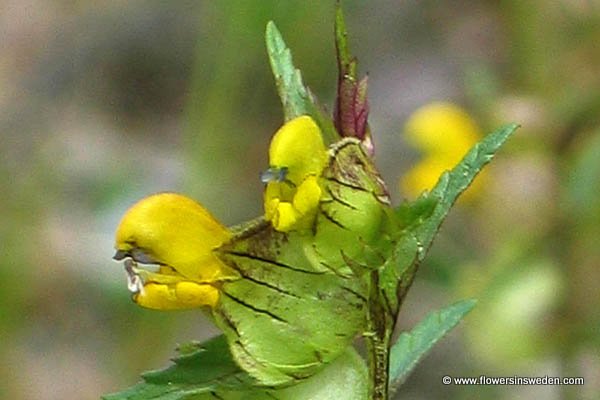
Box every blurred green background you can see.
[2,1,599,399]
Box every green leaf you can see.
[103,382,205,400]
[395,192,439,231]
[265,21,310,122]
[265,21,338,142]
[334,4,353,76]
[141,336,255,387]
[413,123,519,261]
[102,335,255,400]
[385,123,519,308]
[103,336,368,400]
[388,299,477,393]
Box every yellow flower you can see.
[114,193,234,310]
[263,116,328,231]
[401,102,483,200]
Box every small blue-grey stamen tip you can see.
[260,166,288,183]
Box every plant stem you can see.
[366,271,394,400]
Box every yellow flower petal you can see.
[264,116,328,232]
[269,115,327,185]
[115,193,231,281]
[115,192,234,310]
[271,202,298,232]
[292,176,322,216]
[133,281,219,310]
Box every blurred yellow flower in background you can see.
[401,102,484,201]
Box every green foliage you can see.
[388,299,477,394]
[363,124,517,399]
[141,336,255,389]
[382,123,519,314]
[102,335,247,400]
[395,194,438,232]
[265,21,309,122]
[413,123,520,262]
[393,123,518,297]
[103,336,368,400]
[265,22,338,143]
[334,5,352,75]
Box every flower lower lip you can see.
[124,259,143,293]
[123,259,162,293]
[122,258,184,294]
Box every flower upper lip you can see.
[113,249,128,261]
[113,248,163,265]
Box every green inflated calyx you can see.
[212,116,395,386]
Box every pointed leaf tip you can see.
[413,123,519,262]
[265,20,339,142]
[335,4,351,71]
